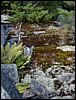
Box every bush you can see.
[9,3,55,24]
[1,42,31,69]
[57,8,75,27]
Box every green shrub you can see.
[16,83,30,94]
[57,8,75,27]
[1,42,31,69]
[9,3,55,23]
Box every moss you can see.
[34,45,56,52]
[16,83,30,94]
[56,51,75,65]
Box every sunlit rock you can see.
[56,46,75,51]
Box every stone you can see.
[35,77,56,93]
[33,31,46,35]
[62,95,73,99]
[1,14,10,23]
[22,74,31,83]
[52,68,61,75]
[54,79,63,90]
[69,84,75,92]
[24,46,34,56]
[32,69,45,79]
[68,78,75,84]
[57,73,75,82]
[47,25,60,32]
[56,46,75,51]
[53,21,62,27]
[30,80,49,98]
[45,67,52,77]
[1,69,22,99]
[1,86,11,99]
[22,90,35,99]
[1,25,9,46]
[1,14,9,21]
[1,64,19,84]
[50,96,61,99]
[51,95,73,99]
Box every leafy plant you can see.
[1,42,31,69]
[16,83,30,94]
[57,8,75,27]
[8,3,54,24]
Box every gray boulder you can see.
[57,73,75,82]
[22,90,35,99]
[1,86,11,99]
[1,69,22,99]
[30,80,49,99]
[1,64,19,84]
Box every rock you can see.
[24,46,34,57]
[51,95,73,99]
[44,43,49,46]
[1,14,10,23]
[30,80,49,99]
[52,68,61,75]
[1,86,11,99]
[31,24,41,29]
[32,69,45,79]
[33,31,46,35]
[56,46,75,51]
[22,90,35,99]
[68,78,75,84]
[1,69,22,99]
[54,79,63,90]
[48,25,60,30]
[1,14,9,21]
[57,73,75,82]
[50,96,61,99]
[53,21,62,27]
[69,84,75,92]
[62,82,69,94]
[1,64,19,84]
[22,74,31,83]
[35,77,56,93]
[32,95,47,99]
[45,68,52,77]
[62,95,73,99]
[48,92,57,98]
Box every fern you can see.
[1,43,31,69]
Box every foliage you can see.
[1,42,31,69]
[56,51,75,65]
[8,3,56,23]
[57,8,75,27]
[16,83,30,94]
[63,1,75,11]
[1,1,75,23]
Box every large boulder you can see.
[30,80,49,99]
[1,67,22,99]
[1,86,11,99]
[1,64,19,84]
